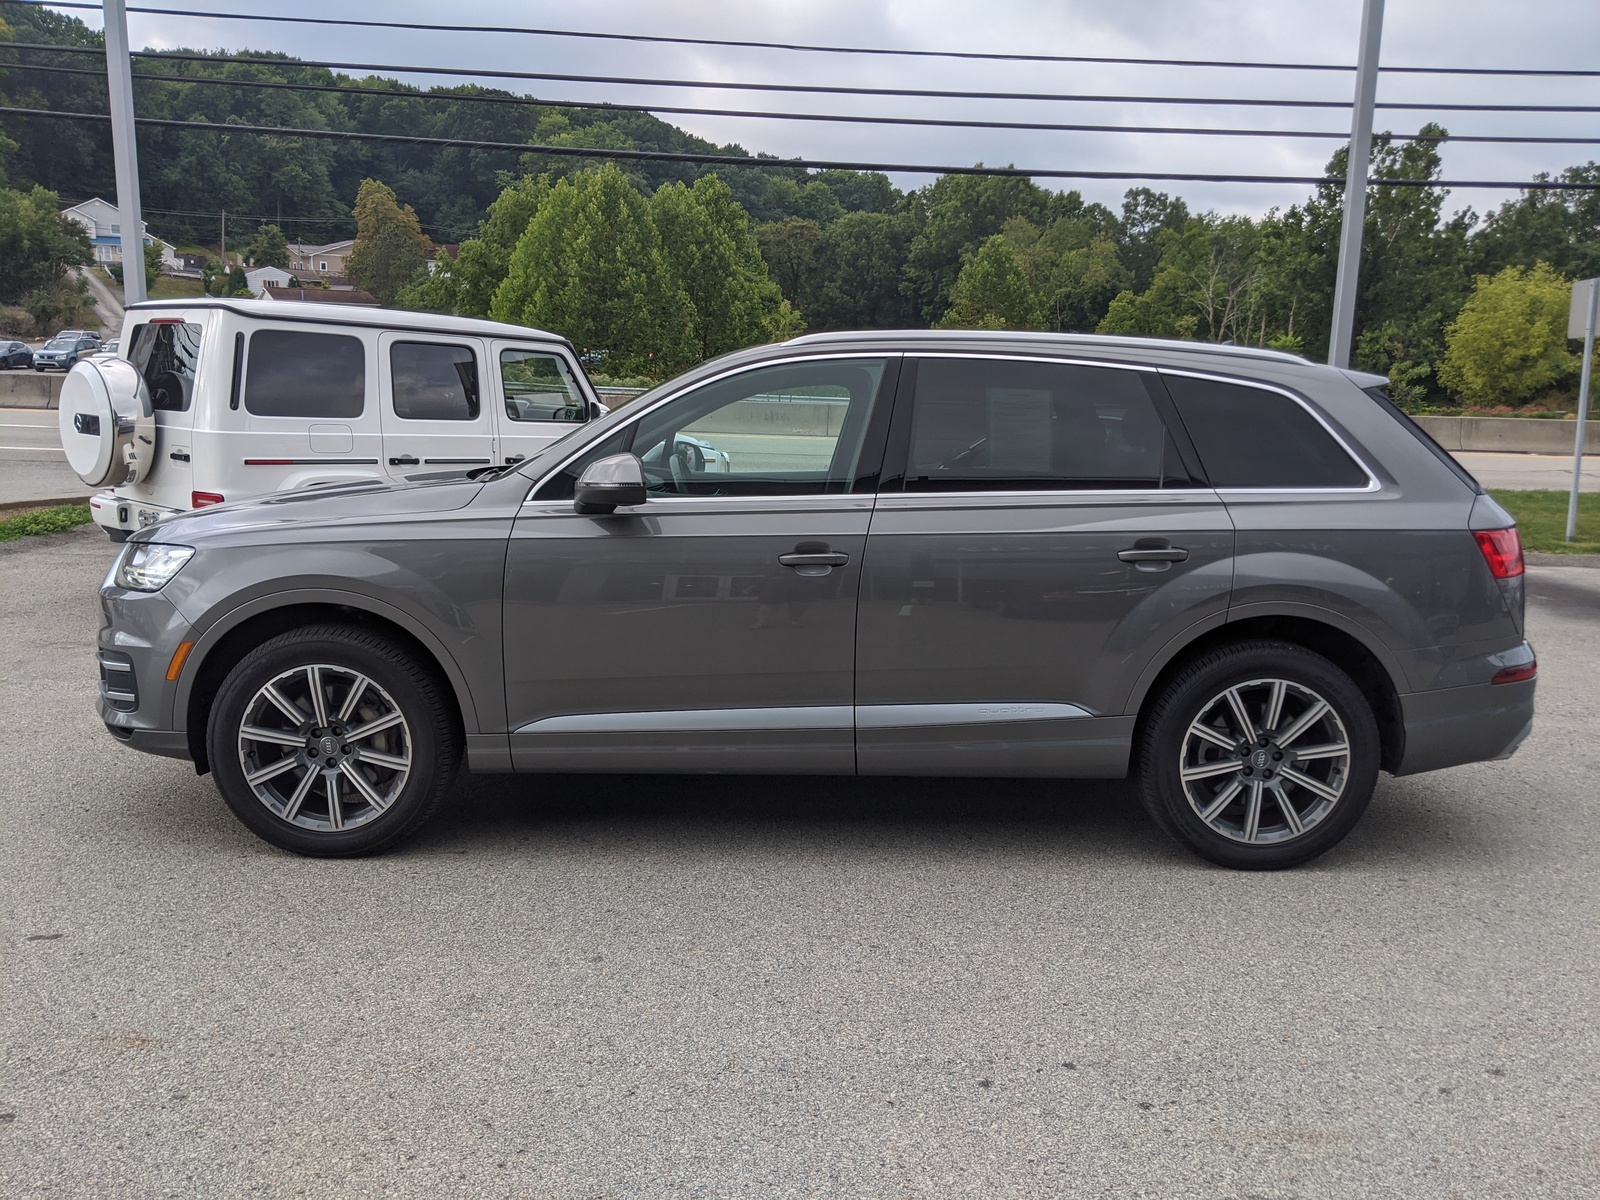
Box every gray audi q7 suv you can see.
[96,331,1535,868]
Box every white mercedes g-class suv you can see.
[59,298,605,540]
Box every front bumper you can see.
[98,579,197,760]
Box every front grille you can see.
[98,651,138,712]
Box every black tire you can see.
[106,527,131,543]
[207,624,460,856]
[1138,640,1380,870]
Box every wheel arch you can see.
[1128,609,1406,775]
[177,591,479,774]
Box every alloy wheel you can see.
[1178,676,1351,845]
[236,663,412,832]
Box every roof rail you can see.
[785,329,1310,365]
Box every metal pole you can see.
[104,0,146,306]
[1566,283,1597,543]
[1328,0,1385,368]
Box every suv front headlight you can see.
[115,543,195,591]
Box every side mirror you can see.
[573,452,647,514]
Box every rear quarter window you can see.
[244,329,366,418]
[126,321,202,412]
[1162,374,1370,489]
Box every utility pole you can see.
[220,210,227,271]
[1327,0,1385,369]
[104,0,147,306]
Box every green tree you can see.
[451,174,549,318]
[346,178,430,305]
[1439,263,1579,405]
[0,184,91,303]
[756,217,825,313]
[1005,215,1131,331]
[490,164,692,376]
[395,259,458,314]
[805,211,917,330]
[141,240,162,293]
[245,223,289,268]
[651,174,789,357]
[1117,188,1191,293]
[934,235,1043,330]
[904,173,1054,322]
[226,263,248,296]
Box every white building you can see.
[61,197,181,271]
[243,265,293,297]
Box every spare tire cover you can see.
[58,359,156,487]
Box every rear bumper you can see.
[89,491,183,534]
[1395,677,1537,775]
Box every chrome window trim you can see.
[1156,366,1381,494]
[522,351,899,504]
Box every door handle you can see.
[1118,547,1189,563]
[388,454,419,466]
[778,551,849,568]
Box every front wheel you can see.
[1138,640,1380,870]
[207,625,460,856]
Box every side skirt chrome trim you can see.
[517,706,853,735]
[856,702,1093,728]
[515,702,1094,736]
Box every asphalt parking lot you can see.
[2,527,1598,1198]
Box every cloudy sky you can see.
[52,0,1600,218]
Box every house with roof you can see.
[244,265,294,297]
[287,239,356,280]
[61,197,180,271]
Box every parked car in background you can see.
[58,298,608,541]
[34,333,101,371]
[1,340,33,369]
[92,338,121,357]
[93,330,1535,870]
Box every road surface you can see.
[1,528,1596,1198]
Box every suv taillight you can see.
[192,491,224,508]
[1473,528,1524,579]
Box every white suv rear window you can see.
[245,330,365,418]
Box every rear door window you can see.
[126,320,202,412]
[390,341,479,421]
[244,329,366,418]
[1162,374,1369,489]
[900,357,1196,491]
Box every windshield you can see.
[45,337,74,349]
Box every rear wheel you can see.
[1139,640,1380,870]
[207,625,460,856]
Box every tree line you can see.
[3,5,1597,405]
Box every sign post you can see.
[104,0,147,306]
[1567,278,1598,543]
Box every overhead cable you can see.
[5,105,1598,190]
[6,44,1599,113]
[7,1,1598,77]
[9,61,1598,146]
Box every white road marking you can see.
[0,445,65,452]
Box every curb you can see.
[1526,552,1600,570]
[0,495,91,515]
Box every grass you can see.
[0,503,92,542]
[148,276,207,300]
[1488,489,1600,555]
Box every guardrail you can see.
[1413,415,1600,456]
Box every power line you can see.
[7,44,1600,113]
[10,60,1599,147]
[8,0,1598,77]
[6,105,1598,189]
